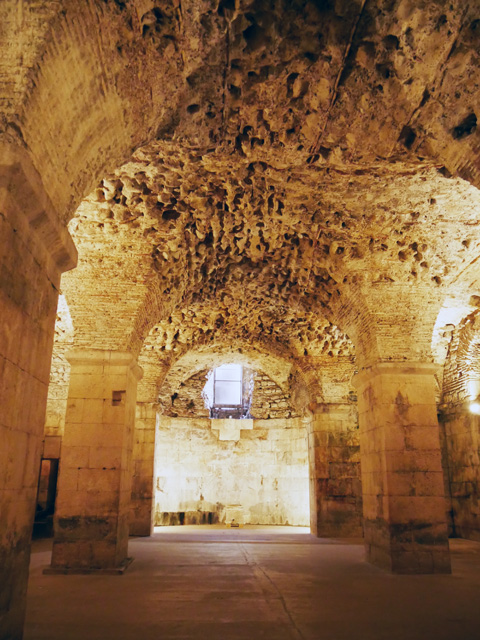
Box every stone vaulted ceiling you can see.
[63,142,480,355]
[21,0,479,376]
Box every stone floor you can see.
[25,526,480,640]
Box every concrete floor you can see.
[25,526,480,640]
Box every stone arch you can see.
[146,344,311,529]
[1,0,217,219]
[8,7,480,632]
[138,330,302,404]
[437,308,480,540]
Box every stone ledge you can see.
[353,361,438,391]
[43,557,134,575]
[0,141,77,276]
[66,349,143,381]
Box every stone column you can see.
[309,404,363,537]
[0,144,76,639]
[353,362,451,574]
[49,350,142,573]
[130,402,158,536]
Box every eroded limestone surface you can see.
[65,142,480,360]
[6,5,480,637]
[154,416,309,526]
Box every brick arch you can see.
[0,0,217,220]
[3,0,480,232]
[138,337,300,405]
[441,310,480,405]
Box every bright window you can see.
[213,364,242,405]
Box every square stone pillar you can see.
[0,144,76,639]
[130,402,158,536]
[353,362,451,574]
[50,350,142,572]
[308,405,363,537]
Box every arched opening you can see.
[7,2,480,636]
[153,359,310,528]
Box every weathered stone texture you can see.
[0,144,76,639]
[303,358,362,537]
[439,312,480,540]
[308,405,362,538]
[354,362,451,574]
[157,366,298,420]
[130,402,157,537]
[44,296,74,439]
[62,145,480,356]
[51,351,142,571]
[159,369,211,419]
[250,372,299,419]
[154,416,309,526]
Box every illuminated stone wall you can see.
[154,416,309,526]
[43,296,74,466]
[439,312,480,540]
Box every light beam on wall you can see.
[469,400,480,414]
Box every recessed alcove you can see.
[154,363,309,527]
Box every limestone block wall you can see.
[308,404,363,537]
[51,351,141,570]
[130,402,157,536]
[0,144,77,639]
[439,313,480,540]
[355,363,450,573]
[154,416,309,526]
[439,411,480,540]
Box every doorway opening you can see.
[33,458,59,538]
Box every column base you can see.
[364,519,451,574]
[43,557,133,575]
[311,488,364,538]
[130,498,154,537]
[313,512,364,538]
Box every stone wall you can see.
[250,372,299,419]
[439,410,480,540]
[158,368,298,420]
[308,404,363,537]
[43,296,74,441]
[0,144,77,638]
[51,351,141,571]
[439,312,480,540]
[159,370,210,418]
[154,416,309,526]
[130,402,157,536]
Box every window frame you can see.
[212,364,243,407]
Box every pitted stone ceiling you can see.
[2,0,480,214]
[40,0,480,368]
[141,303,354,360]
[63,140,480,354]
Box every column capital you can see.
[66,349,143,380]
[352,361,437,391]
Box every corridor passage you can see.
[25,526,480,640]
